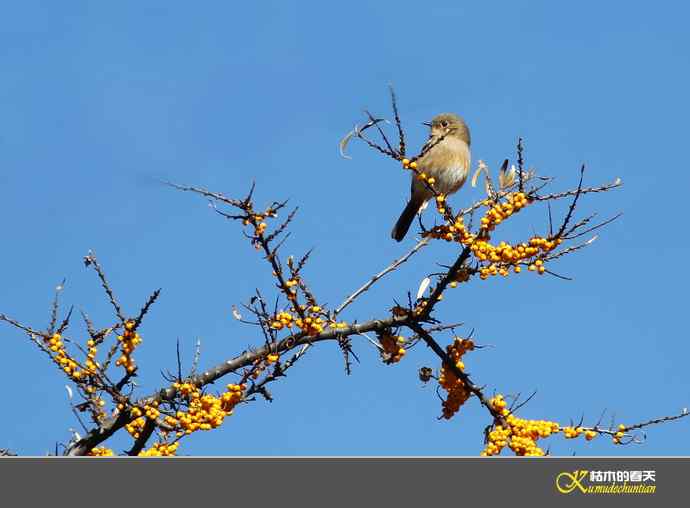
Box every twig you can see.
[364,109,396,156]
[517,138,524,192]
[407,322,507,426]
[83,253,126,323]
[48,279,66,335]
[335,238,429,316]
[555,165,585,239]
[418,246,473,321]
[389,85,406,157]
[132,289,161,330]
[533,178,622,201]
[564,213,622,240]
[162,181,243,208]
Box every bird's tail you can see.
[391,197,424,242]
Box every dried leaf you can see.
[499,164,516,190]
[339,128,356,159]
[231,306,242,320]
[416,277,431,300]
[471,163,484,188]
[472,160,491,193]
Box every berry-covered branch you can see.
[1,89,686,457]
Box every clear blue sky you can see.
[1,1,688,456]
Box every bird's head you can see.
[423,113,471,145]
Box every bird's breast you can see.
[416,141,470,196]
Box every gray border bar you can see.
[1,457,685,506]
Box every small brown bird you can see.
[391,113,471,241]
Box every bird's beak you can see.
[422,121,432,127]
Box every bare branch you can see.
[533,177,622,201]
[335,238,429,316]
[389,85,406,157]
[83,252,126,323]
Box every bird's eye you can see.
[441,120,448,127]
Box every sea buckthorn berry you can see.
[88,447,114,457]
[438,338,475,419]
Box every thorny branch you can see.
[335,237,430,316]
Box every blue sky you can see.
[1,1,688,455]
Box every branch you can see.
[83,252,126,323]
[335,238,429,316]
[126,419,156,456]
[389,85,406,157]
[407,322,506,426]
[533,177,622,201]
[418,246,473,321]
[66,314,408,455]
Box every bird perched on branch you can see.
[391,113,471,241]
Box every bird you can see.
[391,113,471,242]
